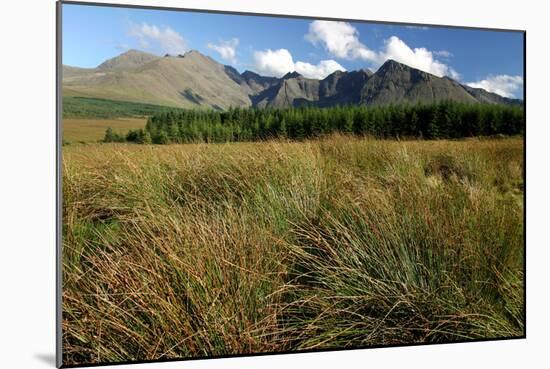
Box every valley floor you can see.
[63,117,147,143]
[61,135,524,365]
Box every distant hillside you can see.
[63,49,523,110]
[462,85,524,106]
[97,49,160,71]
[63,97,182,119]
[63,50,251,109]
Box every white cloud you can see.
[378,36,460,79]
[128,23,187,55]
[466,75,523,98]
[207,38,239,64]
[253,48,345,79]
[305,20,376,60]
[295,60,347,80]
[253,49,295,77]
[305,20,459,79]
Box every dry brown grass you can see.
[63,118,147,143]
[62,135,524,365]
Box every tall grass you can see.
[62,135,524,365]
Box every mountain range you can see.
[63,49,522,110]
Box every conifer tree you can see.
[103,127,115,143]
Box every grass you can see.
[63,96,181,119]
[63,118,147,143]
[62,135,524,365]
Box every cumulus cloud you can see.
[207,38,239,64]
[305,20,459,79]
[305,21,376,60]
[253,49,295,77]
[466,75,523,98]
[253,48,345,79]
[295,60,347,79]
[128,22,187,55]
[378,36,460,79]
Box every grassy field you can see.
[63,118,147,143]
[62,96,182,119]
[62,135,524,365]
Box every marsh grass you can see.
[62,135,524,365]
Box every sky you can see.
[62,3,524,98]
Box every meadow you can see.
[62,97,180,143]
[63,118,146,143]
[62,97,182,119]
[62,135,524,365]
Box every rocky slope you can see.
[63,50,522,109]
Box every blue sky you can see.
[62,3,524,98]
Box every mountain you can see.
[63,50,522,110]
[63,50,254,109]
[241,71,279,92]
[359,61,521,106]
[224,67,279,95]
[252,69,374,108]
[360,60,478,105]
[63,50,251,109]
[317,69,373,106]
[254,73,321,108]
[97,49,161,71]
[462,84,524,106]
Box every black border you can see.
[56,1,527,368]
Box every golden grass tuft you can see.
[62,135,524,365]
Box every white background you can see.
[0,0,548,368]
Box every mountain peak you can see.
[374,59,435,82]
[322,70,347,82]
[163,50,206,59]
[239,70,279,95]
[121,49,152,56]
[179,50,219,65]
[242,70,260,78]
[182,50,204,58]
[282,71,302,79]
[68,51,519,110]
[378,59,409,72]
[359,68,374,76]
[98,49,159,70]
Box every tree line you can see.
[103,101,524,144]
